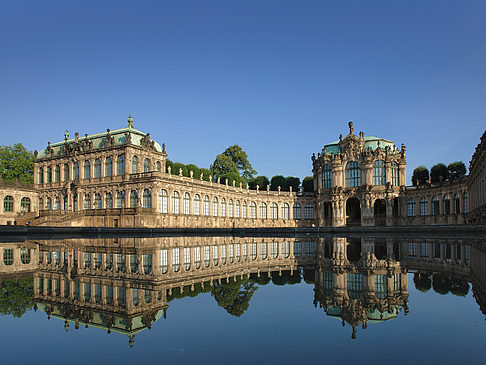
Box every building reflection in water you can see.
[0,236,483,346]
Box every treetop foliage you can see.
[0,143,34,183]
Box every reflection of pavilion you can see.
[314,237,409,338]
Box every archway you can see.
[346,238,362,262]
[374,199,386,226]
[346,198,361,226]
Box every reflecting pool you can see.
[0,236,485,364]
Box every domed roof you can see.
[322,135,396,155]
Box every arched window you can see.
[321,164,332,189]
[183,193,190,214]
[193,194,200,215]
[94,193,102,209]
[228,199,234,218]
[63,163,70,181]
[407,198,416,216]
[3,196,13,212]
[143,158,151,172]
[463,193,469,213]
[270,203,278,219]
[293,203,302,219]
[84,194,91,209]
[20,197,31,213]
[260,243,268,259]
[271,242,278,259]
[391,162,399,186]
[260,202,267,219]
[304,203,314,219]
[130,190,138,208]
[345,161,360,187]
[282,203,290,220]
[117,154,125,176]
[235,200,240,218]
[143,189,152,208]
[242,201,247,218]
[45,197,52,210]
[38,167,44,184]
[95,158,101,178]
[84,160,91,179]
[38,197,43,210]
[54,196,61,210]
[132,156,138,173]
[249,202,257,219]
[105,157,113,177]
[159,190,168,213]
[250,243,257,260]
[212,197,218,216]
[63,195,68,210]
[431,196,439,216]
[74,162,79,180]
[373,160,386,185]
[203,195,210,216]
[116,191,124,208]
[443,194,451,215]
[105,192,113,209]
[172,191,180,214]
[3,249,13,266]
[20,248,31,264]
[419,198,428,216]
[55,165,60,182]
[454,194,461,214]
[156,161,161,172]
[220,198,226,217]
[46,166,52,183]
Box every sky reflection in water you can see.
[0,236,485,364]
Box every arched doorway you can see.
[346,198,361,226]
[346,238,362,262]
[374,199,386,226]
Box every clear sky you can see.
[1,0,485,184]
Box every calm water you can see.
[0,235,485,364]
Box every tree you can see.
[0,277,34,318]
[211,277,257,317]
[448,161,466,180]
[185,164,201,179]
[430,163,448,184]
[0,143,34,183]
[173,162,188,177]
[210,154,239,182]
[413,272,431,293]
[285,176,300,192]
[222,145,257,181]
[302,176,314,192]
[270,175,287,191]
[200,168,211,182]
[411,165,429,186]
[248,175,269,190]
[165,159,174,174]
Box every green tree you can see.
[200,168,211,182]
[285,176,301,192]
[447,161,466,180]
[185,164,201,179]
[302,176,314,192]
[222,145,257,181]
[165,159,174,174]
[270,175,287,191]
[210,154,239,182]
[0,143,34,183]
[430,163,448,184]
[173,162,188,177]
[411,165,429,186]
[0,277,34,318]
[413,272,431,293]
[248,175,269,190]
[211,277,257,317]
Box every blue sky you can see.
[1,0,485,184]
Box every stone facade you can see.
[312,122,406,227]
[0,178,38,225]
[467,130,486,224]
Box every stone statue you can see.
[127,115,134,128]
[162,143,166,153]
[64,130,70,140]
[348,121,354,135]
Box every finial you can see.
[348,121,354,135]
[127,115,134,129]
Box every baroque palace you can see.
[0,116,484,227]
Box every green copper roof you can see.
[322,135,396,155]
[36,118,163,159]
